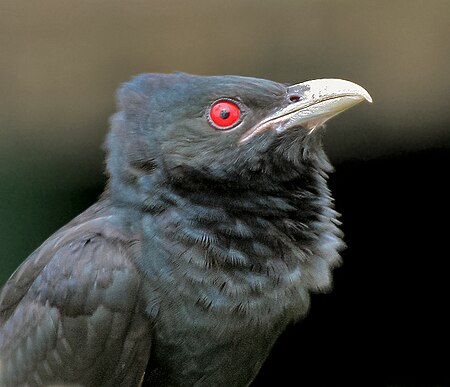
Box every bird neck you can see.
[137,162,342,286]
[106,156,344,320]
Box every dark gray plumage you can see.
[0,73,371,386]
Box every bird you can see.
[0,73,371,386]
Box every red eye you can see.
[209,100,241,129]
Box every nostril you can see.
[289,95,300,103]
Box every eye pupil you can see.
[220,109,230,119]
[209,100,241,129]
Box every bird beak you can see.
[239,79,372,143]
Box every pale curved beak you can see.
[240,78,372,143]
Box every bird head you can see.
[106,73,371,201]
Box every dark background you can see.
[1,1,449,385]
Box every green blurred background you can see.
[1,1,449,384]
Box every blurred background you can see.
[1,0,449,385]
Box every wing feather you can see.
[0,207,151,386]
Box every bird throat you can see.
[132,161,344,319]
